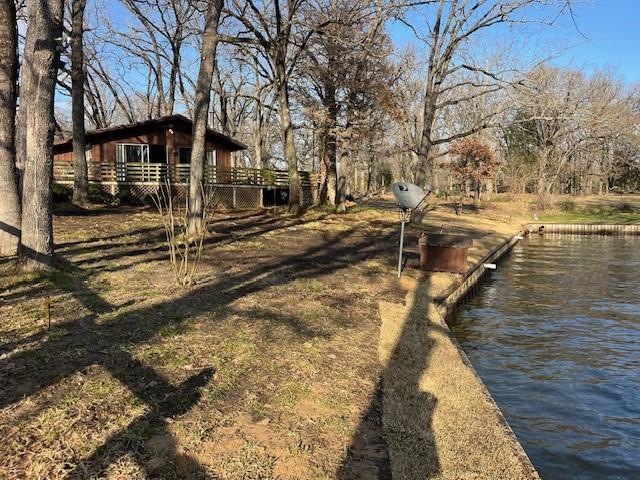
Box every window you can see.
[117,144,148,164]
[206,150,216,166]
[179,148,216,166]
[179,147,191,164]
[116,143,167,182]
[149,145,168,163]
[117,144,167,164]
[117,144,148,181]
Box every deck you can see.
[53,161,315,187]
[53,161,317,208]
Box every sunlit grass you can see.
[541,203,640,224]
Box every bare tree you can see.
[210,56,254,140]
[299,2,341,206]
[252,71,269,169]
[404,0,566,186]
[505,65,639,204]
[224,51,278,169]
[154,180,213,286]
[84,40,139,125]
[125,0,195,116]
[224,0,330,214]
[20,0,64,268]
[188,0,224,236]
[71,0,89,205]
[91,0,198,119]
[0,0,21,257]
[300,0,395,209]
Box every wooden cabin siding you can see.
[55,150,73,162]
[53,128,232,168]
[217,149,231,168]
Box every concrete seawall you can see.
[528,223,640,235]
[435,233,522,317]
[435,232,538,478]
[392,222,640,478]
[379,231,540,479]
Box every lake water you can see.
[449,235,640,480]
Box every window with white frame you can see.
[116,143,167,182]
[117,144,148,164]
[116,144,147,181]
[206,150,216,166]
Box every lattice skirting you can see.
[119,184,264,209]
[57,182,317,209]
[301,186,316,206]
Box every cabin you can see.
[52,114,316,208]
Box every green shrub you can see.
[88,184,112,204]
[380,165,393,189]
[52,183,72,203]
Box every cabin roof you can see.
[53,114,247,152]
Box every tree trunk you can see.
[366,155,374,195]
[187,0,223,237]
[71,0,89,206]
[336,124,351,213]
[167,39,181,116]
[317,125,327,204]
[0,0,21,257]
[15,94,26,191]
[219,93,230,135]
[252,63,265,169]
[536,151,551,208]
[276,75,301,214]
[415,84,438,187]
[20,0,64,269]
[325,85,338,206]
[253,99,264,169]
[318,120,337,206]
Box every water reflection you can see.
[449,235,640,480]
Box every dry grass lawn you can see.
[1,193,637,479]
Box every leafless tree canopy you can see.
[53,0,640,205]
[1,0,640,261]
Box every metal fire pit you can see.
[418,234,473,273]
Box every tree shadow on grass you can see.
[1,211,335,314]
[70,354,215,479]
[337,272,441,479]
[1,220,397,476]
[55,210,332,275]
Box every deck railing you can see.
[53,161,315,187]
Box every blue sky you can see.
[55,0,640,119]
[550,0,640,83]
[388,0,640,85]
